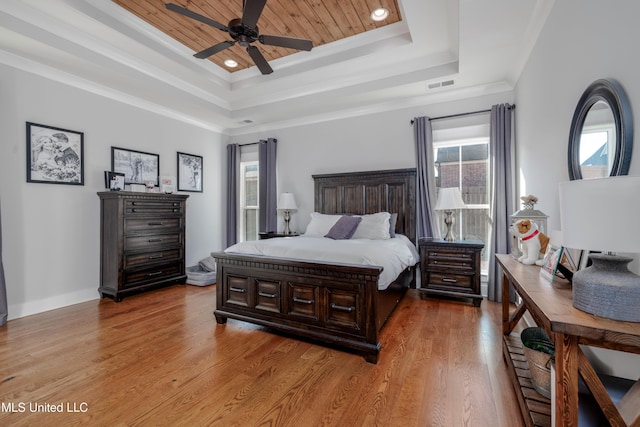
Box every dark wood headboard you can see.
[313,168,417,244]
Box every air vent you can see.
[427,79,455,90]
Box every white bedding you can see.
[224,235,419,290]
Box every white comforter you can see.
[224,235,420,290]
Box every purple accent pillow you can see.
[325,215,362,240]
[389,213,398,237]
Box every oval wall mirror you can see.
[567,79,633,180]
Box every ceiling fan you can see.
[166,0,313,75]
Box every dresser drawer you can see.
[123,262,183,288]
[125,199,183,215]
[125,248,182,269]
[425,271,473,291]
[124,217,181,234]
[125,233,182,251]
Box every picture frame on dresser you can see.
[104,171,125,191]
[111,146,159,186]
[26,122,84,185]
[159,175,176,194]
[177,152,203,192]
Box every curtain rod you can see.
[410,105,515,125]
[235,138,278,147]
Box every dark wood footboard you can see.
[213,252,414,363]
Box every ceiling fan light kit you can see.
[166,0,313,75]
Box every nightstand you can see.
[418,237,484,306]
[258,231,300,239]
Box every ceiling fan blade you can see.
[166,3,228,32]
[246,45,273,75]
[242,0,267,29]
[194,41,235,59]
[259,34,313,51]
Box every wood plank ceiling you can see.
[111,0,402,73]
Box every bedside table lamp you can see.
[559,176,640,322]
[435,187,467,242]
[277,192,298,235]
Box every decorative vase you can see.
[572,253,640,322]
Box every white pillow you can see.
[304,212,342,236]
[352,212,391,240]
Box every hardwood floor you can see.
[0,285,525,426]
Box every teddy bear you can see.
[511,219,549,265]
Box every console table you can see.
[496,254,640,427]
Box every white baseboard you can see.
[8,288,99,321]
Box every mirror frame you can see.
[568,79,633,180]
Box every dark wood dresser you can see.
[98,191,189,301]
[418,237,484,306]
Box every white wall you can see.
[514,0,640,380]
[230,92,513,234]
[0,64,225,320]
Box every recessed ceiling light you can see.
[224,59,238,68]
[371,8,389,22]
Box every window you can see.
[434,137,490,272]
[240,161,259,241]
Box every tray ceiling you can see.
[112,0,402,73]
[0,0,553,134]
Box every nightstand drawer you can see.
[425,271,473,290]
[426,253,475,270]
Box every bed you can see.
[212,168,417,363]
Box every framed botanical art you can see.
[111,147,159,186]
[26,122,84,185]
[177,152,203,192]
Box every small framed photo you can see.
[556,246,581,282]
[177,152,203,192]
[111,147,159,186]
[160,176,176,194]
[26,122,84,185]
[540,244,564,283]
[104,171,125,191]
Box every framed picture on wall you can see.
[177,152,203,192]
[26,122,84,185]
[111,147,159,186]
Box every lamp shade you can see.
[277,192,298,211]
[435,187,466,211]
[559,176,640,254]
